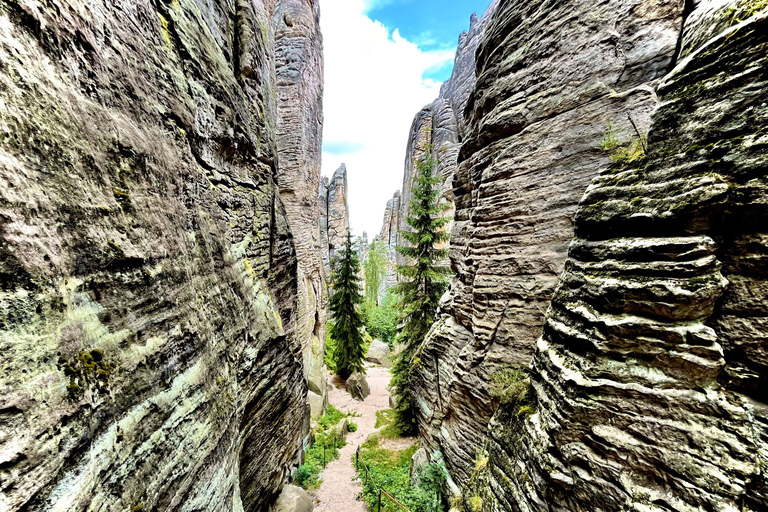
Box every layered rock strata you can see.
[318,163,350,275]
[397,0,500,268]
[485,6,768,510]
[376,190,401,294]
[274,0,328,419]
[411,0,686,490]
[0,0,320,510]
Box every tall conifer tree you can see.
[391,151,451,435]
[329,230,366,379]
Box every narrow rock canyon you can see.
[1,0,767,511]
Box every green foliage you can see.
[355,434,446,512]
[364,240,388,307]
[329,231,366,379]
[600,122,646,166]
[722,0,768,23]
[392,151,451,436]
[324,324,337,373]
[374,409,401,439]
[295,406,351,490]
[363,290,399,344]
[467,495,484,512]
[57,348,115,401]
[489,366,536,417]
[348,421,358,433]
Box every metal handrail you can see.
[356,446,412,512]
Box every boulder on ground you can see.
[346,372,370,401]
[366,339,392,367]
[307,390,327,420]
[410,447,430,485]
[273,485,314,512]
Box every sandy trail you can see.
[314,366,391,512]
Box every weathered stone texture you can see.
[484,7,768,511]
[318,163,349,275]
[411,0,685,491]
[0,0,320,510]
[377,190,401,293]
[274,0,328,418]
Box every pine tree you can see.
[391,151,451,435]
[329,230,366,379]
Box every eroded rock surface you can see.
[411,0,685,491]
[483,7,768,511]
[0,1,321,510]
[319,163,350,274]
[275,0,328,419]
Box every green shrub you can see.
[489,366,536,418]
[294,405,351,490]
[599,122,646,167]
[348,421,358,432]
[324,322,337,373]
[363,291,399,344]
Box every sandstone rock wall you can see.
[0,0,321,510]
[318,163,350,275]
[484,5,768,510]
[376,190,401,295]
[384,2,499,295]
[274,0,328,419]
[411,0,686,491]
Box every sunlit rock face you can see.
[410,0,686,493]
[396,1,500,268]
[275,0,328,419]
[0,0,323,510]
[318,163,350,275]
[484,6,768,511]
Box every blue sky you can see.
[364,0,493,81]
[320,0,493,237]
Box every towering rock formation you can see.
[318,163,350,274]
[274,0,328,419]
[397,1,500,266]
[411,0,686,493]
[377,190,401,294]
[408,0,768,510]
[0,1,322,511]
[482,5,768,511]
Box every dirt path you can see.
[313,366,391,512]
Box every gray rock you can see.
[275,0,329,422]
[410,447,430,486]
[0,1,324,511]
[365,340,392,367]
[410,0,686,491]
[346,372,370,401]
[318,164,350,276]
[307,390,327,421]
[273,485,314,512]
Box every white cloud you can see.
[319,0,454,239]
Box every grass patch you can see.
[375,409,401,439]
[295,405,353,490]
[355,409,447,512]
[600,122,647,167]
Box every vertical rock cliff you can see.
[411,0,686,493]
[484,4,768,511]
[318,163,350,274]
[376,190,401,295]
[274,0,328,419]
[0,0,323,510]
[397,0,500,266]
